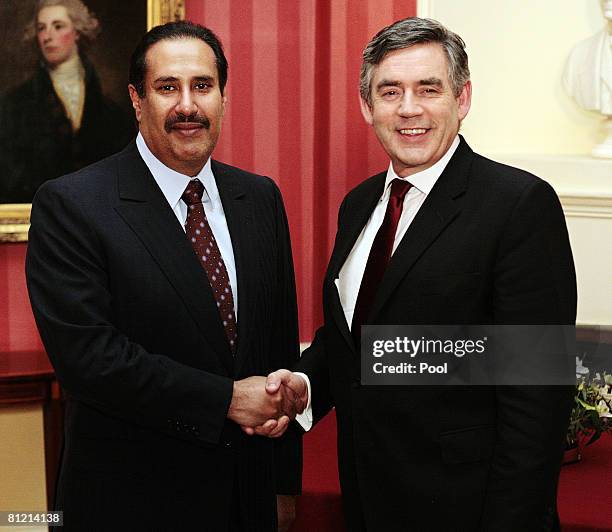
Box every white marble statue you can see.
[563,0,612,158]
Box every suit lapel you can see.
[113,143,234,375]
[328,173,386,280]
[211,161,256,376]
[367,138,473,323]
[326,173,386,352]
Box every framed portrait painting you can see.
[0,0,185,242]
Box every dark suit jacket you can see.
[297,138,576,532]
[26,142,301,532]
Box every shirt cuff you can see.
[293,371,312,431]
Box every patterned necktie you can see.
[351,178,412,345]
[182,179,237,353]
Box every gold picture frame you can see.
[148,0,186,28]
[0,204,32,243]
[0,0,185,243]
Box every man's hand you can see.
[242,370,309,437]
[266,369,308,411]
[227,376,286,427]
[277,494,297,532]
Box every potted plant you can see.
[565,373,612,464]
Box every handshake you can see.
[227,370,309,438]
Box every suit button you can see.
[225,441,232,448]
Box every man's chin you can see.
[390,152,436,176]
[174,146,212,164]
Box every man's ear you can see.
[128,84,142,123]
[359,94,374,126]
[456,80,472,122]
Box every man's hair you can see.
[25,0,101,45]
[129,21,228,98]
[360,17,470,105]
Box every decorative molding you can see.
[560,194,612,219]
[148,0,186,29]
[0,204,31,243]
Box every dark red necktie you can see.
[182,179,237,353]
[351,178,412,344]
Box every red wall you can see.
[185,0,417,340]
[0,243,43,351]
[0,2,417,352]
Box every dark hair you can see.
[360,17,469,105]
[129,20,228,98]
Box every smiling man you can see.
[26,21,302,531]
[257,17,577,531]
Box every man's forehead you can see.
[38,5,71,22]
[373,43,449,83]
[145,38,215,63]
[145,38,217,77]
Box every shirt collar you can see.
[383,135,460,198]
[136,132,219,210]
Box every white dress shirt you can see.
[297,135,460,431]
[135,133,238,318]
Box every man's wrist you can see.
[293,372,313,431]
[293,372,311,411]
[226,381,238,420]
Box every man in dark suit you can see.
[26,22,302,532]
[256,17,577,531]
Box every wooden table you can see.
[0,350,62,509]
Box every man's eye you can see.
[195,82,211,90]
[160,85,176,91]
[382,90,398,97]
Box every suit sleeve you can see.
[481,179,577,531]
[295,327,334,424]
[267,181,304,495]
[26,181,234,446]
[293,195,351,425]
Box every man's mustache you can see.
[164,113,211,133]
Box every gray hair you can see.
[360,17,470,105]
[25,0,101,45]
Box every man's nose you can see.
[397,92,423,117]
[175,91,198,116]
